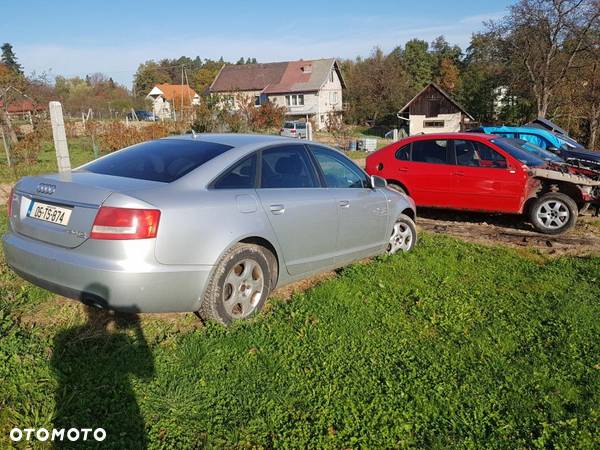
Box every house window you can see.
[424,120,445,128]
[285,94,304,107]
[329,92,338,104]
[254,95,260,106]
[329,70,334,83]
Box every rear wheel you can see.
[529,192,578,234]
[199,243,273,325]
[387,214,417,254]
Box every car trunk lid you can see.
[11,171,163,248]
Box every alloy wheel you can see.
[536,199,570,230]
[388,221,413,253]
[222,259,265,319]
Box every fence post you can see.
[49,101,71,173]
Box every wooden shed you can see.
[398,83,474,135]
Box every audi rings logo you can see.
[36,183,56,195]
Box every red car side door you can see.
[451,139,528,213]
[396,139,455,207]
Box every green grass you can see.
[0,138,96,184]
[0,210,599,449]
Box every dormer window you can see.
[301,65,312,73]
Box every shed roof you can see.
[399,82,474,120]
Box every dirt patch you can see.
[417,208,600,257]
[271,271,336,300]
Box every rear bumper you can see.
[2,232,213,313]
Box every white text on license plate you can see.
[28,202,72,226]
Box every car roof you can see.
[480,125,554,136]
[163,133,299,148]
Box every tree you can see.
[457,33,506,122]
[343,47,411,125]
[488,0,600,117]
[437,58,460,92]
[430,36,462,92]
[402,39,434,91]
[133,61,171,97]
[1,43,23,74]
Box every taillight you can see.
[290,129,296,133]
[6,186,14,217]
[90,207,160,240]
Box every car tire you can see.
[529,192,578,235]
[199,243,273,325]
[387,182,407,195]
[387,214,417,254]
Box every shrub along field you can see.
[0,208,598,449]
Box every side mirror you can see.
[370,175,387,189]
[547,146,559,154]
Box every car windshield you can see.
[491,138,547,167]
[507,138,564,163]
[80,139,232,182]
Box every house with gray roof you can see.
[209,58,345,130]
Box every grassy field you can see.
[1,208,598,449]
[0,137,97,183]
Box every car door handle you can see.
[397,167,409,172]
[269,204,285,214]
[453,172,465,176]
[339,200,350,208]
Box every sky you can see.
[2,0,514,88]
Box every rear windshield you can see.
[491,138,546,167]
[81,139,232,182]
[283,122,295,129]
[296,123,306,129]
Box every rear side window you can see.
[212,154,257,189]
[82,139,232,182]
[395,144,410,161]
[411,140,451,164]
[260,145,318,188]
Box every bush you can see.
[99,121,170,152]
[10,121,52,165]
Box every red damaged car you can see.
[365,133,600,234]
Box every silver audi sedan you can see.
[3,134,417,323]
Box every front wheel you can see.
[529,192,578,235]
[387,214,417,254]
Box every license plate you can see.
[27,201,73,226]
